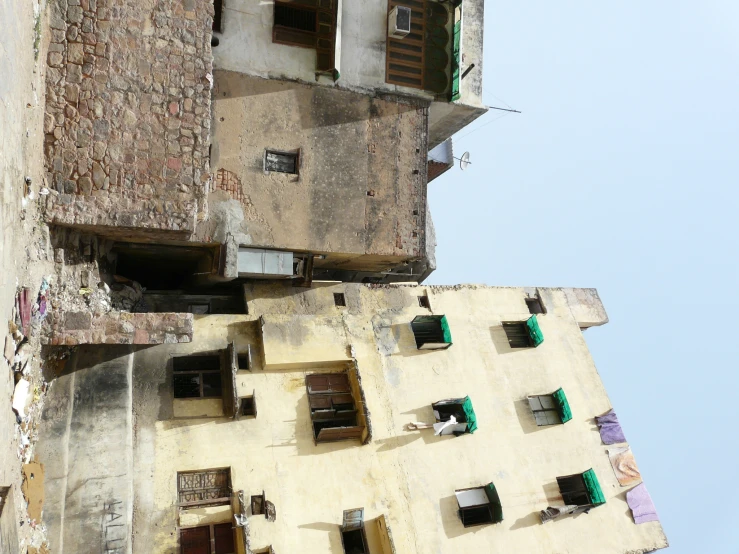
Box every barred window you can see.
[177,468,231,508]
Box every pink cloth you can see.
[627,483,659,524]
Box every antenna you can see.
[456,152,471,171]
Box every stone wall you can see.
[44,311,193,345]
[43,0,214,238]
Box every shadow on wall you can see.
[510,512,540,530]
[542,481,563,505]
[489,325,515,355]
[297,522,345,554]
[214,70,421,130]
[513,398,548,435]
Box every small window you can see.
[341,508,368,554]
[333,293,346,307]
[411,315,452,350]
[241,395,257,417]
[238,347,251,371]
[173,355,222,399]
[556,469,606,507]
[526,296,544,314]
[418,295,431,309]
[265,149,298,174]
[177,468,231,508]
[455,483,503,527]
[502,322,533,349]
[251,492,265,515]
[528,395,560,426]
[274,2,316,32]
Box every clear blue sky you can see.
[427,2,739,552]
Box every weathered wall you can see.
[208,72,429,272]
[44,311,193,345]
[213,0,486,151]
[43,0,214,238]
[129,283,666,554]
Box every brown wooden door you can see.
[213,523,235,554]
[181,526,210,554]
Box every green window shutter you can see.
[525,314,544,347]
[582,469,606,506]
[552,388,572,424]
[484,482,503,523]
[439,315,452,344]
[461,396,477,434]
[450,16,462,101]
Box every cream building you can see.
[125,282,668,553]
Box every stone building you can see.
[37,283,668,553]
[41,0,488,289]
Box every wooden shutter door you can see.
[213,522,235,554]
[180,526,210,554]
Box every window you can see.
[455,483,503,527]
[333,293,346,307]
[502,322,533,348]
[528,395,560,426]
[526,296,544,314]
[275,2,317,31]
[272,1,338,73]
[177,468,231,508]
[241,394,256,418]
[306,373,363,443]
[238,347,251,371]
[556,469,606,507]
[173,355,222,399]
[411,315,452,350]
[418,295,431,309]
[340,508,368,554]
[180,523,234,554]
[264,150,298,174]
[251,492,265,515]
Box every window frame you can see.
[272,1,318,48]
[527,394,561,426]
[306,373,363,443]
[173,355,223,399]
[556,473,591,507]
[264,149,300,175]
[176,467,232,509]
[240,392,257,418]
[455,486,495,528]
[502,321,534,349]
[333,292,346,307]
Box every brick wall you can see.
[43,0,214,237]
[44,311,193,345]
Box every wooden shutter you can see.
[213,0,223,33]
[213,522,235,554]
[342,508,364,530]
[222,342,239,418]
[386,0,426,89]
[316,425,363,442]
[180,526,210,554]
[316,0,337,72]
[306,373,350,394]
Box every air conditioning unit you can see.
[388,6,412,39]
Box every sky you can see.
[427,1,739,552]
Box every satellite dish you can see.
[458,151,471,171]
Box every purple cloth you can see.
[596,409,627,444]
[627,483,659,524]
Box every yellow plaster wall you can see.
[141,284,667,554]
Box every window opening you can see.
[526,296,544,314]
[341,508,368,554]
[265,150,298,174]
[411,315,452,350]
[173,355,222,399]
[455,483,503,527]
[251,492,265,515]
[274,3,316,32]
[241,394,257,418]
[306,373,363,443]
[334,293,346,307]
[238,347,252,371]
[528,395,560,426]
[213,0,223,33]
[177,468,231,508]
[418,295,431,309]
[502,322,532,349]
[556,469,606,507]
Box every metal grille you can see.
[502,322,532,349]
[178,469,231,507]
[556,474,589,506]
[274,4,316,31]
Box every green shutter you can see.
[450,15,461,101]
[552,388,572,424]
[461,396,477,434]
[526,315,544,347]
[484,482,503,523]
[439,315,452,344]
[582,469,606,506]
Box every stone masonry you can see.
[43,0,214,238]
[44,311,193,345]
